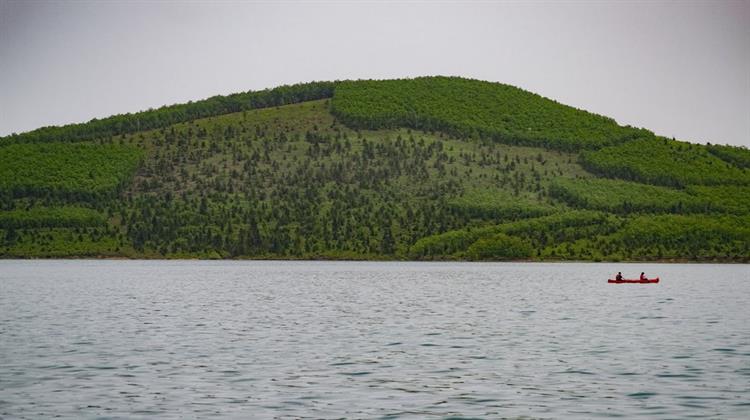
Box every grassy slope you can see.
[1,77,748,261]
[119,100,586,258]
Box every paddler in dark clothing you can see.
[615,272,623,281]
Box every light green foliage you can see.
[686,185,750,214]
[0,143,143,198]
[332,77,649,151]
[581,137,750,187]
[499,210,619,238]
[466,233,533,260]
[615,214,750,247]
[496,211,622,261]
[448,189,556,220]
[551,178,750,215]
[408,225,501,259]
[0,206,105,228]
[603,215,750,261]
[538,214,750,262]
[550,177,701,213]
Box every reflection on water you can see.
[1,260,748,418]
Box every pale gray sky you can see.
[1,1,748,147]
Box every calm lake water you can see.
[1,261,748,419]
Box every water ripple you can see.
[0,260,748,419]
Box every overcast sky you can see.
[1,1,748,147]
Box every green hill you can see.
[1,77,748,261]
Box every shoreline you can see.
[1,256,747,264]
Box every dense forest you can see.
[331,77,651,151]
[1,77,748,261]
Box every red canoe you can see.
[608,277,659,284]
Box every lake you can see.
[1,260,748,418]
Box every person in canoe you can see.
[615,272,623,281]
[640,272,647,281]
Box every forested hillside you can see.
[331,77,650,151]
[1,77,748,261]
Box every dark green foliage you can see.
[0,206,105,228]
[581,137,750,187]
[706,144,750,169]
[0,143,142,199]
[331,76,649,151]
[1,227,120,257]
[1,81,336,145]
